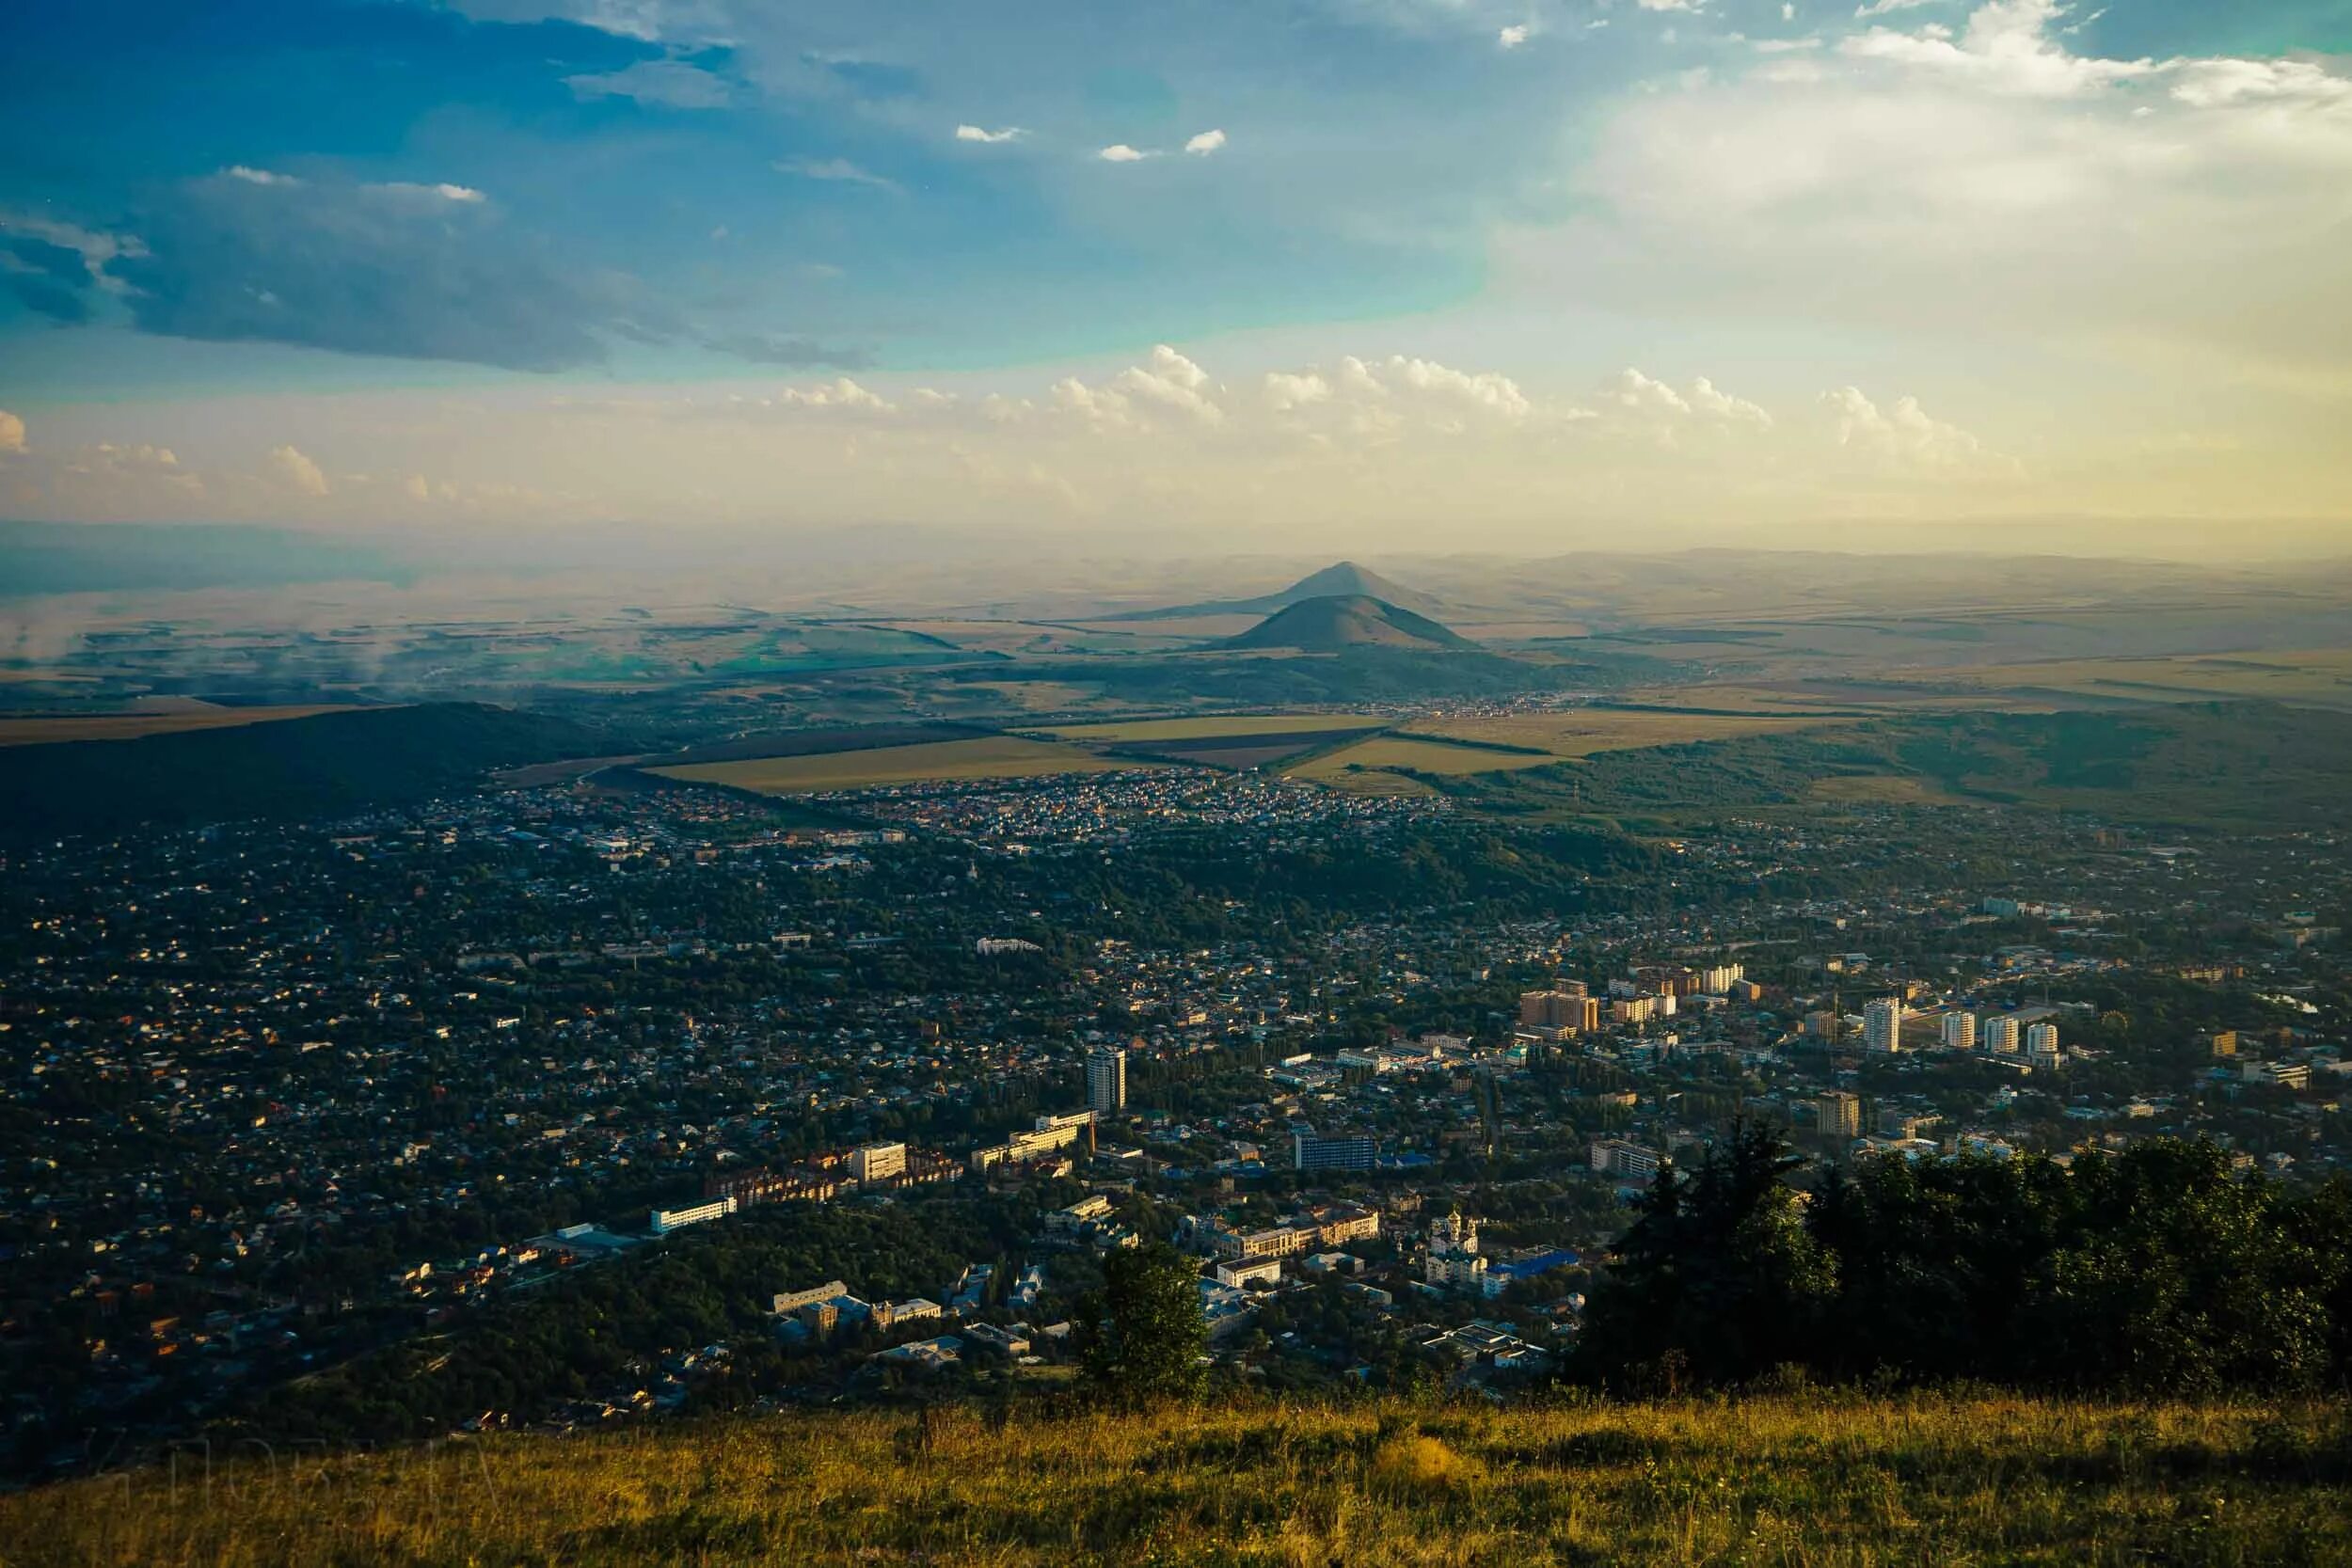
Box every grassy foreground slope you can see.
[8,1395,2349,1567]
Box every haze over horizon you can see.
[4,0,2351,561]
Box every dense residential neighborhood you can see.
[7,756,2345,1469]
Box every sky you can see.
[1,0,2349,560]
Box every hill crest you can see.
[1112,561,1448,621]
[1222,594,1478,652]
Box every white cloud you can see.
[1822,387,2016,474]
[268,444,330,497]
[1853,0,1936,15]
[225,166,300,186]
[565,58,732,109]
[0,410,24,453]
[775,157,901,191]
[954,124,1026,143]
[1098,144,1152,163]
[1516,0,2352,400]
[1263,372,1332,412]
[374,182,488,204]
[1498,24,1531,49]
[1184,129,1229,155]
[1841,0,2162,98]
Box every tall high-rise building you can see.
[1086,1046,1127,1117]
[1941,1011,1978,1051]
[1863,998,1906,1053]
[1817,1090,1862,1139]
[2026,1022,2060,1060]
[1984,1016,2023,1054]
[1518,987,1590,1030]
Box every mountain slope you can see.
[1223,594,1479,652]
[1112,560,1449,621]
[0,702,612,840]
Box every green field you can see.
[8,1394,2345,1566]
[649,735,1150,793]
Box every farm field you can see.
[1038,713,1383,742]
[648,736,1150,794]
[1403,706,1856,759]
[0,703,362,747]
[1287,735,1565,787]
[1618,681,2041,714]
[1946,650,2352,709]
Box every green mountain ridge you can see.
[0,702,612,841]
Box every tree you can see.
[1576,1119,1834,1390]
[1074,1243,1207,1404]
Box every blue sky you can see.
[1,1,2348,552]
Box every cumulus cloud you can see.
[1098,144,1152,163]
[1184,129,1228,155]
[0,410,24,453]
[1822,387,2017,475]
[954,123,1026,143]
[1498,24,1531,49]
[268,444,330,497]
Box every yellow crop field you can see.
[1410,707,1854,759]
[1951,650,2352,708]
[1040,713,1380,742]
[649,736,1150,793]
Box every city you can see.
[6,0,2351,1558]
[8,754,2344,1465]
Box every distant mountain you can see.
[1109,560,1450,621]
[0,703,612,841]
[1222,594,1479,652]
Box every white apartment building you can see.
[1864,998,1906,1053]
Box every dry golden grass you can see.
[6,1394,2346,1567]
[649,736,1151,793]
[0,705,360,748]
